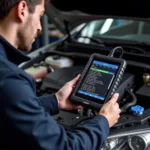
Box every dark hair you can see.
[0,0,43,20]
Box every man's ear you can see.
[16,1,29,22]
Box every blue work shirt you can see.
[0,35,109,150]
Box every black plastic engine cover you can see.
[40,66,84,91]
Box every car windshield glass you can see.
[75,18,150,44]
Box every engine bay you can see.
[21,41,150,149]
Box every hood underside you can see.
[46,0,150,34]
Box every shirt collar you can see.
[0,35,31,65]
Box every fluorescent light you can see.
[100,19,113,34]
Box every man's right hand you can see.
[99,93,121,128]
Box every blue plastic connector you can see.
[131,105,144,115]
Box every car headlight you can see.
[128,133,150,150]
[102,133,150,150]
[102,137,127,150]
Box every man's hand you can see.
[99,93,121,128]
[56,74,83,110]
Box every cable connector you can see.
[108,46,124,58]
[131,105,144,115]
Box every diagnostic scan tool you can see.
[71,53,127,110]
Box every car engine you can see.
[20,42,150,150]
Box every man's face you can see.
[18,0,45,52]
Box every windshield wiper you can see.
[120,45,146,54]
[93,35,147,54]
[76,35,147,54]
[76,35,105,47]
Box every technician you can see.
[0,0,121,149]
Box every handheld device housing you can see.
[70,53,127,110]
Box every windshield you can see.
[75,18,150,44]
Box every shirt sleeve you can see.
[38,94,59,115]
[1,72,109,150]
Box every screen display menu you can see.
[77,60,119,101]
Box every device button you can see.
[112,88,115,92]
[110,92,114,96]
[120,75,122,80]
[117,78,120,82]
[118,74,122,79]
[114,85,117,89]
[120,71,123,75]
[116,81,119,86]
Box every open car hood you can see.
[46,0,150,34]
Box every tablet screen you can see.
[75,59,119,104]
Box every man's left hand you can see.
[56,74,83,110]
